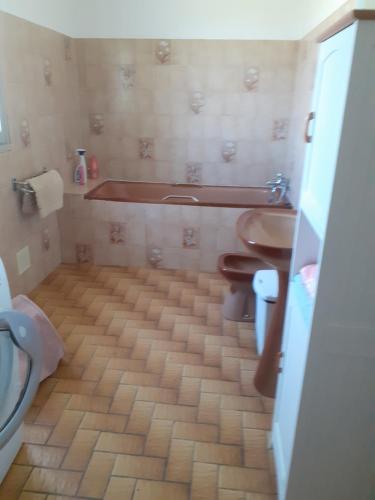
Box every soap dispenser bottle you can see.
[75,149,87,185]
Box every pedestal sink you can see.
[237,208,297,398]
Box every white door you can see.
[272,282,311,500]
[300,24,357,238]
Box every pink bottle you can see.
[88,155,99,180]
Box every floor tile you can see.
[112,454,165,480]
[24,468,82,496]
[78,451,116,498]
[133,479,189,500]
[15,444,66,469]
[166,439,194,483]
[95,432,144,455]
[5,264,274,500]
[195,442,242,466]
[104,477,136,500]
[173,422,219,442]
[144,419,173,457]
[191,462,218,500]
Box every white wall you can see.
[0,0,73,35]
[356,0,375,6]
[0,0,358,39]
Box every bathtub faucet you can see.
[266,173,290,205]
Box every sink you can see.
[237,209,297,272]
[236,208,297,398]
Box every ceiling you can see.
[0,0,359,39]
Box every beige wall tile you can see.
[57,37,300,275]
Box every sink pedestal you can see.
[254,270,289,398]
[236,208,296,399]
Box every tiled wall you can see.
[0,12,82,294]
[0,11,319,284]
[76,39,299,188]
[59,194,248,272]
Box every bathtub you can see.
[59,180,291,272]
[84,180,291,209]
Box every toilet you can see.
[218,253,268,322]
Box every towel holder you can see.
[12,168,48,194]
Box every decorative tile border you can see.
[183,227,200,249]
[244,67,259,92]
[109,222,126,245]
[64,36,72,61]
[65,141,75,162]
[43,58,52,86]
[76,243,93,264]
[222,141,237,163]
[155,40,171,64]
[186,162,202,184]
[190,91,205,114]
[90,113,105,135]
[42,228,50,251]
[139,138,154,160]
[148,247,163,267]
[272,119,289,141]
[120,64,136,90]
[20,119,30,147]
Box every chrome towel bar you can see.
[12,168,47,194]
[162,195,199,202]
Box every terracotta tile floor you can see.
[0,264,276,500]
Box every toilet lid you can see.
[253,270,278,302]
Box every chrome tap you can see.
[266,173,290,205]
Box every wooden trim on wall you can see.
[317,9,375,43]
[304,0,355,41]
